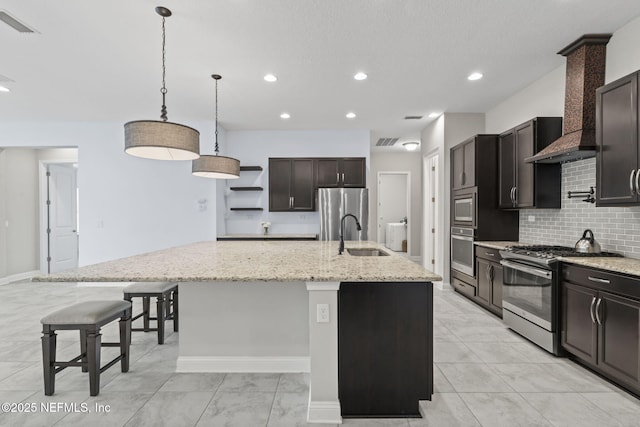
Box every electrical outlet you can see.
[316,304,329,323]
[528,215,535,223]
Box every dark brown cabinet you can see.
[451,140,475,190]
[561,264,640,395]
[498,117,562,209]
[268,158,315,211]
[475,247,503,316]
[596,72,639,206]
[316,158,366,188]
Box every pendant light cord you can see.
[160,15,168,122]
[214,76,219,155]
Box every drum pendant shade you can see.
[125,120,200,160]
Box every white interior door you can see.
[377,172,408,245]
[48,163,78,273]
[423,153,441,279]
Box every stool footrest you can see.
[100,355,124,374]
[131,312,146,322]
[131,327,159,332]
[101,342,121,347]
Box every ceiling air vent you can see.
[404,115,423,120]
[375,138,399,147]
[0,11,37,33]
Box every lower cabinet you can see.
[474,247,504,316]
[561,264,640,395]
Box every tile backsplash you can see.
[519,158,640,259]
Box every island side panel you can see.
[177,281,310,372]
[338,281,433,417]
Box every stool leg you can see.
[42,327,57,396]
[143,296,150,331]
[156,295,165,344]
[119,310,131,373]
[86,329,102,396]
[79,330,88,372]
[173,289,179,332]
[124,295,133,344]
[165,291,171,319]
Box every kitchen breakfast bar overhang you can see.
[35,240,441,423]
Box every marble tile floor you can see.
[0,281,638,426]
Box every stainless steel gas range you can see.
[499,245,622,355]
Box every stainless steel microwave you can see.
[452,188,476,227]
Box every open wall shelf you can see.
[229,207,264,211]
[240,166,263,171]
[230,187,263,191]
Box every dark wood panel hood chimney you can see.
[526,34,612,164]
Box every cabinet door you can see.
[596,73,639,206]
[561,282,598,365]
[463,141,475,188]
[597,291,640,388]
[515,121,535,208]
[498,132,516,208]
[316,158,340,188]
[476,258,491,305]
[269,159,292,211]
[491,263,503,310]
[342,158,366,187]
[452,145,465,190]
[291,159,315,210]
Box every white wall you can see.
[0,122,218,267]
[605,15,640,83]
[370,152,422,256]
[421,113,485,285]
[223,130,370,236]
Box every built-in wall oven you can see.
[451,227,475,276]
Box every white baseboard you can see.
[176,356,310,373]
[0,270,40,286]
[434,281,452,291]
[307,399,342,424]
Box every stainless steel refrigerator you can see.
[318,188,368,241]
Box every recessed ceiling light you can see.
[346,112,356,119]
[354,72,368,81]
[280,113,290,119]
[428,112,441,118]
[467,72,483,81]
[403,142,420,151]
[264,74,278,82]
[0,86,10,92]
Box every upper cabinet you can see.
[316,158,366,188]
[498,117,562,209]
[269,158,315,212]
[451,139,476,190]
[596,72,639,206]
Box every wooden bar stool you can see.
[123,282,178,344]
[40,300,132,396]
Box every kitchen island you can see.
[36,240,440,423]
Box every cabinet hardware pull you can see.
[486,252,495,256]
[630,169,636,195]
[489,265,494,281]
[341,173,345,182]
[595,297,603,325]
[513,187,517,204]
[590,296,596,324]
[510,187,515,204]
[588,276,610,284]
[461,171,465,185]
[486,266,491,282]
[337,172,340,183]
[635,168,640,195]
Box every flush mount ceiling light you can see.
[428,112,441,118]
[280,113,291,119]
[467,72,483,81]
[0,86,10,93]
[403,142,419,151]
[353,72,368,81]
[192,74,240,179]
[264,74,278,82]
[346,112,356,119]
[124,7,200,161]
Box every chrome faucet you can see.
[339,214,362,255]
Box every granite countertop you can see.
[34,240,441,283]
[217,234,317,240]
[474,241,522,250]
[557,256,640,277]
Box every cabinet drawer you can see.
[476,246,501,261]
[452,278,476,298]
[562,263,640,300]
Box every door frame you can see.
[376,171,411,254]
[423,151,443,286]
[38,160,78,274]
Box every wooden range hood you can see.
[526,34,612,164]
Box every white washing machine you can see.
[385,223,407,251]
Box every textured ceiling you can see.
[1,0,640,150]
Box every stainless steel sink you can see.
[346,248,389,256]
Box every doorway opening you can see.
[377,171,410,255]
[423,152,442,286]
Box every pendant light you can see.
[192,74,240,179]
[124,6,200,161]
